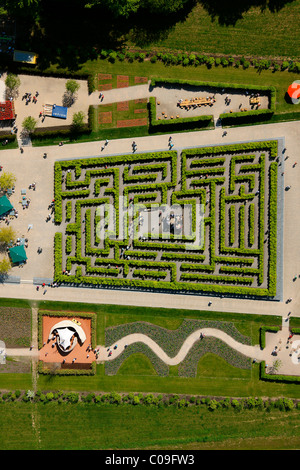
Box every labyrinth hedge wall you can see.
[53,141,279,298]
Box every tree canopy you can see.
[0,172,16,191]
[4,0,192,16]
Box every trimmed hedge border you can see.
[148,96,213,132]
[151,77,276,127]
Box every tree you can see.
[0,226,17,245]
[64,80,80,106]
[22,116,37,134]
[0,172,16,191]
[0,257,11,275]
[5,73,21,98]
[65,79,80,95]
[72,111,86,132]
[85,0,190,16]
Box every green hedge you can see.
[53,143,278,298]
[148,96,213,132]
[150,77,276,127]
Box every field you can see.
[0,401,300,450]
[129,2,300,60]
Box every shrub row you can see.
[98,48,300,74]
[1,389,299,412]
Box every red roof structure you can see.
[0,100,15,120]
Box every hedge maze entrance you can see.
[54,140,279,298]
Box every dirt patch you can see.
[98,73,112,80]
[135,76,148,84]
[117,75,129,88]
[98,83,112,91]
[117,101,129,111]
[98,111,112,124]
[134,108,147,114]
[117,118,147,128]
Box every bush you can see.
[208,399,218,411]
[133,396,140,405]
[206,57,215,68]
[108,51,118,63]
[126,52,134,62]
[221,58,229,67]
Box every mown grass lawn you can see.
[127,2,300,60]
[1,401,300,450]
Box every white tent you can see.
[57,327,75,350]
[48,320,86,353]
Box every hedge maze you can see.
[54,140,278,298]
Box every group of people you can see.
[225,95,232,105]
[22,91,39,105]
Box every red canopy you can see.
[287,82,300,100]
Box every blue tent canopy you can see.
[52,105,67,119]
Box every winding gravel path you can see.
[98,328,265,364]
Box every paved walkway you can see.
[88,81,270,121]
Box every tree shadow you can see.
[11,0,296,70]
[14,0,199,69]
[15,0,127,71]
[127,0,198,47]
[199,0,295,26]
